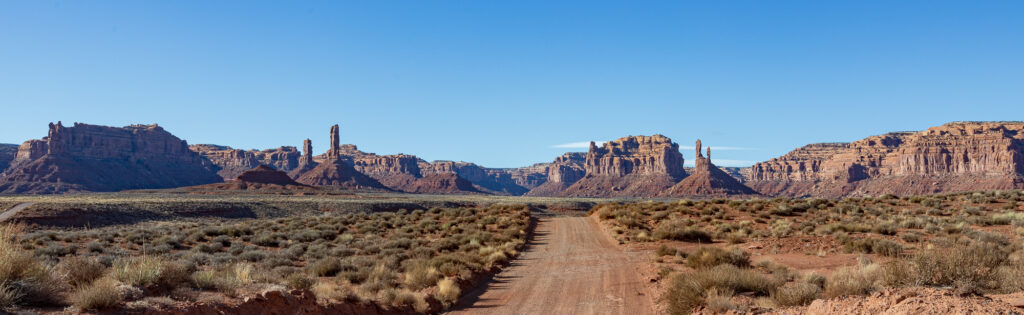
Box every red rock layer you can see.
[525,152,587,196]
[0,122,222,194]
[0,144,16,173]
[747,122,1024,197]
[421,160,528,195]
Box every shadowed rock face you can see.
[420,161,528,195]
[191,144,301,180]
[0,144,17,173]
[525,152,586,196]
[0,122,222,194]
[747,121,1024,197]
[235,165,303,186]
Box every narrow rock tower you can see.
[327,124,340,159]
[301,139,313,165]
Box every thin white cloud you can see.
[679,145,755,151]
[551,141,605,148]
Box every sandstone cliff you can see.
[661,140,758,196]
[525,152,586,196]
[747,122,1024,197]
[552,135,687,197]
[191,144,301,180]
[0,122,222,194]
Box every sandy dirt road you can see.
[448,216,655,315]
[0,202,34,222]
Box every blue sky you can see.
[1,1,1023,168]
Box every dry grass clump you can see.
[686,247,749,269]
[70,276,122,310]
[663,263,783,314]
[0,224,64,308]
[436,277,460,307]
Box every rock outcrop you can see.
[553,135,687,197]
[0,122,222,194]
[294,125,387,190]
[184,165,315,192]
[661,140,758,196]
[0,144,17,173]
[421,161,528,195]
[747,122,1024,197]
[191,144,301,180]
[525,152,587,196]
[288,139,318,178]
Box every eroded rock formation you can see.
[191,144,301,180]
[661,140,758,196]
[747,122,1024,197]
[525,152,586,196]
[552,135,687,197]
[294,125,386,190]
[421,161,528,195]
[0,122,222,194]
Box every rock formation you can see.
[505,163,550,190]
[402,173,481,194]
[294,125,387,190]
[0,144,17,173]
[0,122,222,194]
[191,144,301,180]
[551,135,687,197]
[184,165,314,192]
[525,152,586,196]
[661,140,758,196]
[288,139,318,178]
[421,161,528,195]
[747,121,1024,197]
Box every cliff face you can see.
[747,122,1024,197]
[191,144,301,180]
[552,135,687,197]
[525,152,586,196]
[661,140,758,196]
[0,144,17,173]
[421,161,528,195]
[0,122,222,194]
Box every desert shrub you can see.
[686,247,750,269]
[653,221,712,242]
[113,256,164,286]
[843,238,903,257]
[911,241,1007,293]
[824,264,883,298]
[70,277,122,310]
[403,260,439,290]
[663,264,782,314]
[307,258,342,277]
[656,245,680,257]
[59,257,107,287]
[0,224,64,307]
[436,277,460,307]
[286,272,315,290]
[771,282,821,306]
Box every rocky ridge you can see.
[660,140,758,196]
[747,121,1024,197]
[190,144,301,180]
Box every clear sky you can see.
[1,1,1023,168]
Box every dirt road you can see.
[449,216,655,315]
[0,202,34,222]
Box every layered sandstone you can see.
[0,122,222,194]
[555,135,687,197]
[661,140,758,196]
[288,139,318,178]
[185,165,314,192]
[191,144,301,180]
[525,152,587,196]
[747,122,1024,197]
[294,125,386,190]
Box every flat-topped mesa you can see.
[523,152,586,196]
[0,122,222,194]
[421,160,528,195]
[746,121,1024,197]
[584,134,687,179]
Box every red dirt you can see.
[449,216,656,314]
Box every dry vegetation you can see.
[0,203,532,313]
[593,190,1024,314]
